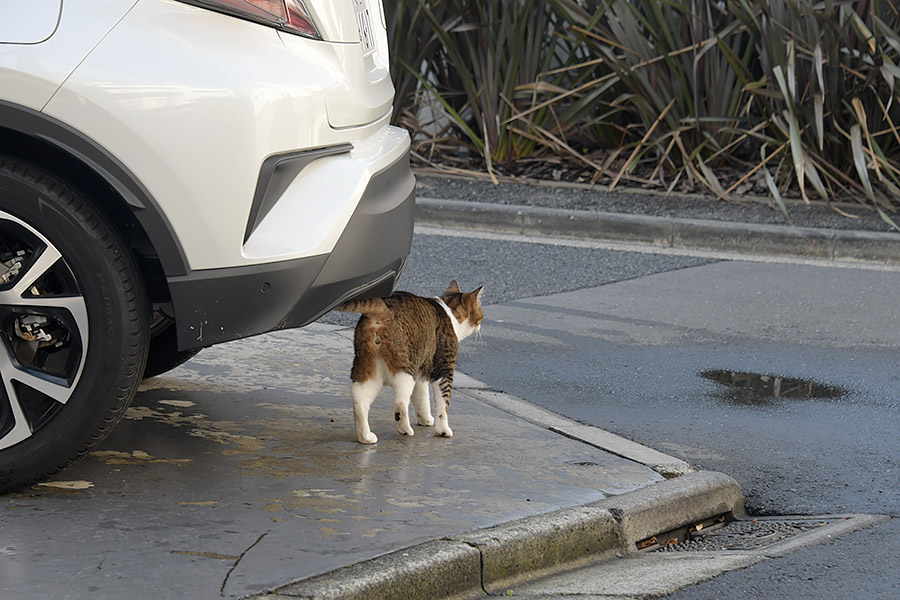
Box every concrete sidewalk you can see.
[0,323,742,600]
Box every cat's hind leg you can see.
[351,379,381,444]
[411,379,434,427]
[431,376,453,438]
[391,372,416,436]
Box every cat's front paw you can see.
[398,423,415,436]
[417,416,435,427]
[434,425,453,438]
[357,432,378,444]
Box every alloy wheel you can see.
[0,210,89,450]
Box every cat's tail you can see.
[335,298,388,314]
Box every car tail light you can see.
[177,0,321,39]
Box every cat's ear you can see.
[472,285,484,304]
[444,280,462,295]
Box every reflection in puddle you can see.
[700,370,847,406]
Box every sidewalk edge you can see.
[256,470,743,600]
[455,379,692,479]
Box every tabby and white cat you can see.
[337,281,484,444]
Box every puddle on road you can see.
[700,370,848,406]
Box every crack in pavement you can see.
[220,531,269,597]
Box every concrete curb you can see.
[416,197,900,265]
[455,382,693,479]
[256,471,744,600]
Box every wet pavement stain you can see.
[700,370,848,406]
[92,450,192,466]
[35,480,94,491]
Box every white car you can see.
[0,0,414,491]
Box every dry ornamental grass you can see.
[388,0,900,227]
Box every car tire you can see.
[0,155,149,493]
[143,323,201,379]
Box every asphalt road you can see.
[378,227,900,599]
[321,229,715,328]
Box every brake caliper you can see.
[15,315,68,348]
[0,249,25,286]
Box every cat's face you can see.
[442,281,484,341]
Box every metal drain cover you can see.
[660,516,848,553]
[515,514,888,598]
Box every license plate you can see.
[353,0,376,56]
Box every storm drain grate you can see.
[657,516,841,552]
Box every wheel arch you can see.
[0,101,189,306]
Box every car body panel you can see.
[42,0,407,271]
[304,0,363,43]
[0,0,63,44]
[169,146,414,350]
[242,126,410,260]
[0,0,137,108]
[295,0,395,128]
[0,99,191,277]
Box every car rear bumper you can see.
[166,150,415,350]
